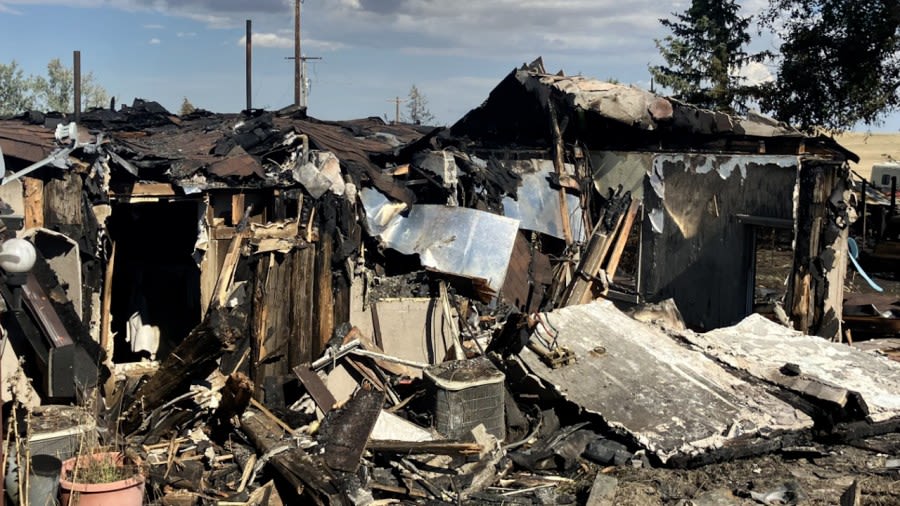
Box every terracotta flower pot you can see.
[59,452,144,506]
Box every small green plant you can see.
[67,452,135,484]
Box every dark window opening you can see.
[107,200,202,363]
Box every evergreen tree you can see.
[406,85,434,125]
[650,0,764,112]
[759,0,900,132]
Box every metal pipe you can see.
[246,19,252,111]
[891,176,897,216]
[861,179,867,245]
[1,148,72,186]
[294,0,301,107]
[73,51,81,122]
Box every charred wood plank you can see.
[319,388,385,473]
[367,441,482,455]
[603,198,640,285]
[293,364,336,414]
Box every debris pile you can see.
[0,59,897,505]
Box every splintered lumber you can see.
[683,315,900,424]
[561,220,616,306]
[547,101,573,245]
[319,388,385,473]
[240,409,341,505]
[517,300,812,466]
[367,441,482,455]
[123,306,245,434]
[211,232,245,313]
[23,177,44,229]
[602,198,641,284]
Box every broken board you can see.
[517,300,812,465]
[683,314,900,423]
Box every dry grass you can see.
[834,132,900,180]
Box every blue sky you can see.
[0,0,898,131]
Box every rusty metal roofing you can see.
[0,120,57,163]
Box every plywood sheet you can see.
[518,300,811,464]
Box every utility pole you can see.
[387,96,405,124]
[287,0,322,109]
[73,50,81,122]
[294,0,301,107]
[246,19,252,111]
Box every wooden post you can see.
[22,177,43,229]
[548,101,573,245]
[785,160,851,340]
[314,236,333,357]
[73,50,81,123]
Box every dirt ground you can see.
[601,433,900,505]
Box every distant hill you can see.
[834,132,900,180]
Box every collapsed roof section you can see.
[451,58,858,162]
[1,100,431,204]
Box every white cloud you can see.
[149,37,161,45]
[0,3,22,13]
[734,61,774,86]
[143,23,164,29]
[239,33,292,49]
[177,31,197,38]
[238,33,345,51]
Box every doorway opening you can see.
[107,200,202,363]
[752,226,794,314]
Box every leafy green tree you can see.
[650,0,765,112]
[31,58,108,113]
[406,85,434,125]
[759,0,900,132]
[0,60,36,116]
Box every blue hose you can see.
[848,237,884,292]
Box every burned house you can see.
[449,59,858,336]
[0,60,896,505]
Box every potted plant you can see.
[58,451,144,506]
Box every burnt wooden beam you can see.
[367,441,483,455]
[240,409,341,505]
[547,101,573,245]
[123,306,245,434]
[785,160,851,339]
